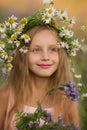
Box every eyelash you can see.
[49,48,57,52]
[32,48,41,52]
[30,47,58,54]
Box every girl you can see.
[0,25,80,129]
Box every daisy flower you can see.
[1,33,7,39]
[81,38,85,43]
[8,15,17,24]
[74,74,82,79]
[57,42,69,51]
[8,15,18,29]
[80,25,86,31]
[81,93,87,99]
[0,47,3,51]
[59,28,74,38]
[43,0,53,4]
[8,33,18,43]
[69,17,76,27]
[0,23,6,33]
[20,17,27,28]
[21,34,31,43]
[6,63,13,71]
[42,13,51,24]
[57,9,68,21]
[7,56,13,63]
[72,39,81,50]
[45,6,56,17]
[0,41,5,48]
[15,27,22,35]
[19,46,28,53]
[77,83,82,87]
[70,49,77,56]
[14,40,21,47]
[1,51,8,60]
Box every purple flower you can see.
[42,110,53,122]
[58,115,63,121]
[58,115,66,127]
[27,121,39,128]
[64,81,80,101]
[27,121,34,128]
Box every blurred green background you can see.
[0,0,87,129]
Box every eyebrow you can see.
[30,44,57,49]
[32,42,57,46]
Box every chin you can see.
[29,70,56,78]
[36,72,55,78]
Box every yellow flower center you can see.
[9,18,15,24]
[15,28,19,32]
[0,41,5,45]
[20,18,27,25]
[24,34,30,39]
[45,15,49,20]
[8,56,13,61]
[48,9,53,14]
[6,63,12,68]
[61,10,64,14]
[3,51,7,56]
[17,41,20,44]
[10,34,17,41]
[0,24,5,28]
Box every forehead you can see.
[30,29,58,47]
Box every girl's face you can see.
[28,29,59,78]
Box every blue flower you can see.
[64,81,80,101]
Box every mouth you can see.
[37,64,52,69]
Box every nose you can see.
[41,50,49,61]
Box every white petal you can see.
[43,0,52,4]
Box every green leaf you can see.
[23,13,41,33]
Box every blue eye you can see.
[32,48,41,53]
[49,48,57,52]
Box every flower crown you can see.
[0,0,82,71]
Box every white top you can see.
[4,88,53,130]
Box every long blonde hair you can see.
[5,25,80,127]
[6,25,72,104]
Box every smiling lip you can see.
[37,64,52,69]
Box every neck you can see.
[30,75,49,93]
[27,73,54,107]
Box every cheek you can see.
[52,53,59,64]
[55,57,59,68]
[28,54,39,65]
[28,54,33,66]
